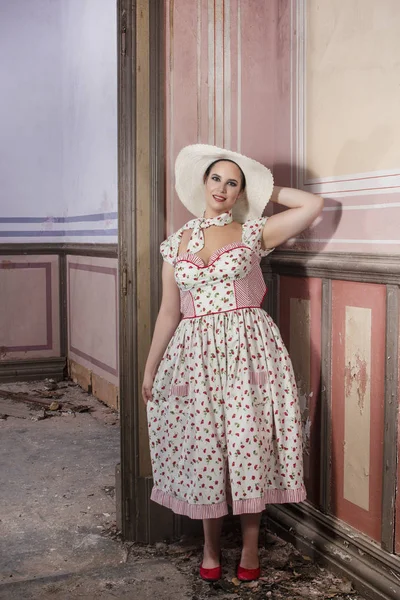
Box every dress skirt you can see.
[147,307,306,519]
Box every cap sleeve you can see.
[160,230,183,265]
[242,217,274,258]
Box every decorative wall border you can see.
[0,262,53,352]
[0,212,118,241]
[292,0,400,199]
[263,251,400,285]
[0,243,118,258]
[68,263,119,377]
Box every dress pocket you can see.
[249,371,268,386]
[170,383,189,397]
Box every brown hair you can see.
[203,159,246,192]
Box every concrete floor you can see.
[0,381,366,600]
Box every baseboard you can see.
[68,359,119,410]
[0,357,67,382]
[266,502,400,600]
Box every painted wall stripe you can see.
[0,229,118,238]
[0,222,117,234]
[214,0,224,146]
[306,181,400,197]
[292,238,400,245]
[0,212,118,224]
[208,0,215,144]
[290,0,294,187]
[323,202,400,212]
[168,0,175,233]
[223,0,231,148]
[237,0,241,152]
[197,0,202,142]
[306,168,400,185]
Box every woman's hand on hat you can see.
[261,186,324,250]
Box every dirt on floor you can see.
[0,380,367,600]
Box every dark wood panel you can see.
[263,251,400,284]
[0,243,118,258]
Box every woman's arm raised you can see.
[142,262,181,404]
[262,186,324,250]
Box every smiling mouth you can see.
[213,194,226,202]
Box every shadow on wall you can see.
[268,164,343,530]
[267,164,343,257]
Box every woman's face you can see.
[204,160,243,216]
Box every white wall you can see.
[61,0,118,220]
[0,0,118,243]
[0,0,63,218]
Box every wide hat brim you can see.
[175,144,274,223]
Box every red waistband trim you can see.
[181,305,264,320]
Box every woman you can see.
[142,144,323,583]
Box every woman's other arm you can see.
[142,262,181,404]
[262,186,324,249]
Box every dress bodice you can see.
[160,217,274,318]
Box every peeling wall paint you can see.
[344,354,369,414]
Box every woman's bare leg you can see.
[202,517,224,568]
[239,513,261,568]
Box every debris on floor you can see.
[0,380,366,600]
[0,379,117,425]
[114,518,366,600]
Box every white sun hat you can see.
[175,144,274,223]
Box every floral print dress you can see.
[147,213,306,519]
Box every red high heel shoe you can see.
[199,563,222,582]
[237,564,261,582]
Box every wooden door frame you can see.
[117,0,169,542]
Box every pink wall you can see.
[67,255,119,387]
[165,0,282,233]
[0,255,60,360]
[165,0,399,547]
[0,253,118,389]
[165,0,400,253]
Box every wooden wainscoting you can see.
[0,243,118,411]
[262,251,400,600]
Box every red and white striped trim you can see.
[233,255,266,308]
[232,487,307,514]
[170,384,189,397]
[176,243,251,269]
[207,242,247,265]
[151,488,228,519]
[249,371,268,385]
[150,486,307,519]
[181,305,263,320]
[177,252,205,267]
[180,290,196,318]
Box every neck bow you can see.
[182,211,233,253]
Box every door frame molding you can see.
[117,0,167,542]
